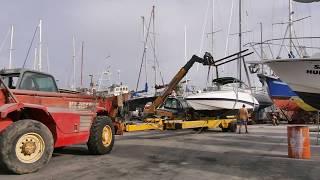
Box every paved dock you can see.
[1,125,320,180]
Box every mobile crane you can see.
[123,52,250,132]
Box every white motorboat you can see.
[265,58,320,109]
[186,77,259,111]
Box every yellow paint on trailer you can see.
[124,122,164,132]
[123,118,237,132]
[220,119,235,129]
[174,119,236,129]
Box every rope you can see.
[136,11,153,92]
[148,33,165,86]
[197,0,211,72]
[0,28,10,56]
[23,25,39,68]
[224,0,234,57]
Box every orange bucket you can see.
[287,126,311,159]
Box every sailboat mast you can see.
[289,0,293,53]
[117,70,121,84]
[184,25,188,93]
[38,19,42,72]
[212,0,219,80]
[46,46,50,72]
[152,5,157,94]
[238,0,242,81]
[211,0,214,58]
[9,25,14,69]
[260,22,264,74]
[72,36,76,90]
[33,47,38,70]
[81,41,84,87]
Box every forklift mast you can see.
[144,52,214,115]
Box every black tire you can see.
[87,116,115,155]
[0,120,54,174]
[222,127,229,132]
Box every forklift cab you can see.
[0,68,58,92]
[158,97,194,120]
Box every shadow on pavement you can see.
[53,146,89,157]
[112,143,320,180]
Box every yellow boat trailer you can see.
[123,117,237,132]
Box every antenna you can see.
[9,25,14,69]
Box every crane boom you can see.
[144,52,214,115]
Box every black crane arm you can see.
[144,52,213,115]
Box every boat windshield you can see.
[204,82,249,92]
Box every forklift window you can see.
[20,72,58,92]
[171,100,178,109]
[20,74,36,91]
[164,98,173,109]
[1,75,19,89]
[164,98,180,109]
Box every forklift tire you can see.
[0,120,54,174]
[87,116,115,155]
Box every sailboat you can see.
[126,6,164,112]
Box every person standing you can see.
[238,104,249,134]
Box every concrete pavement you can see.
[1,125,320,180]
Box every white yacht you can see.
[186,77,259,111]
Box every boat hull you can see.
[266,59,320,110]
[186,91,259,111]
[252,91,273,110]
[272,98,300,111]
[257,73,313,111]
[258,74,297,98]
